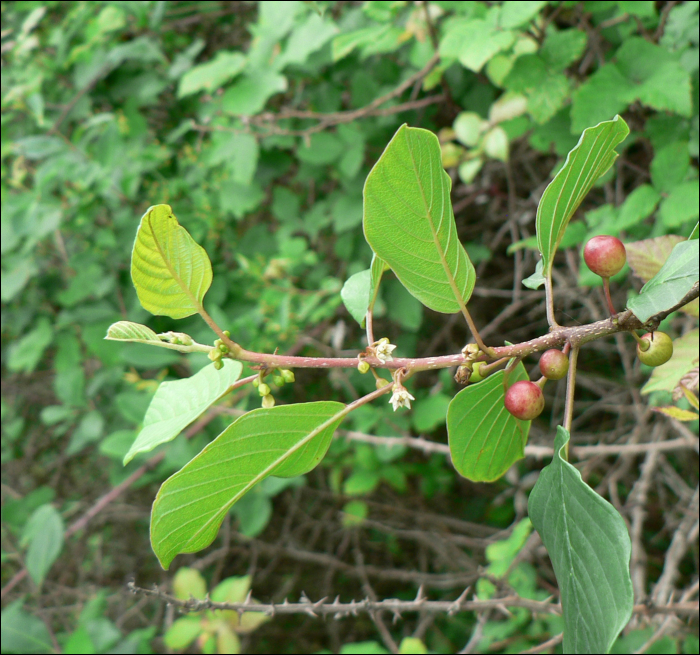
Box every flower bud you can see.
[208,348,223,362]
[273,375,286,387]
[376,378,390,390]
[280,369,295,383]
[213,360,224,370]
[357,360,370,374]
[258,383,271,397]
[262,394,275,408]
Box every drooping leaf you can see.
[106,321,213,353]
[363,124,475,314]
[528,427,633,654]
[537,116,629,277]
[626,239,699,322]
[447,363,531,482]
[151,402,345,568]
[124,359,244,464]
[131,204,212,319]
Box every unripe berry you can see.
[470,361,486,382]
[539,349,569,380]
[636,332,673,367]
[504,381,545,420]
[583,235,626,278]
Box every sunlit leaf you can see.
[131,204,212,319]
[124,359,244,464]
[364,125,475,314]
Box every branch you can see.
[126,582,699,619]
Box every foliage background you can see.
[1,1,698,653]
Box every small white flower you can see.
[389,387,415,412]
[374,338,397,363]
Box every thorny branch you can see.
[127,582,699,619]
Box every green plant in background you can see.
[107,117,697,653]
[164,569,268,654]
[2,2,699,653]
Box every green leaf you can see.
[7,316,53,373]
[177,51,246,98]
[536,116,629,278]
[499,1,548,29]
[369,253,388,313]
[641,329,699,395]
[447,364,531,482]
[0,601,52,654]
[540,29,588,72]
[571,66,634,134]
[106,320,159,343]
[340,269,371,326]
[23,504,64,588]
[439,18,515,72]
[151,402,345,568]
[277,12,338,68]
[626,239,699,322]
[528,427,633,653]
[522,258,545,289]
[363,125,476,314]
[131,205,213,319]
[658,180,699,228]
[220,70,287,115]
[164,617,202,650]
[124,360,243,464]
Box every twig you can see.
[126,582,699,618]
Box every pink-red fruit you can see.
[583,235,626,278]
[504,381,545,420]
[539,349,569,380]
[636,332,673,367]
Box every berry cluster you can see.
[497,235,673,421]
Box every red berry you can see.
[539,349,569,380]
[504,381,545,421]
[583,236,626,278]
[636,331,673,367]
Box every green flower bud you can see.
[208,348,223,361]
[218,343,229,353]
[376,378,390,390]
[213,360,224,370]
[280,369,295,383]
[357,360,370,374]
[258,383,271,397]
[223,330,231,338]
[262,394,275,408]
[252,377,260,387]
[273,375,286,387]
[213,339,223,348]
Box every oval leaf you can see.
[537,116,629,276]
[528,427,633,653]
[106,320,159,343]
[447,363,530,482]
[124,359,243,464]
[131,204,212,319]
[341,269,371,326]
[363,124,475,314]
[151,401,345,568]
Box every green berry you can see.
[470,362,486,382]
[636,332,673,367]
[539,349,569,380]
[504,381,545,421]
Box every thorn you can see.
[244,589,253,605]
[414,585,425,602]
[495,603,512,618]
[300,591,311,603]
[332,596,341,606]
[313,597,328,608]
